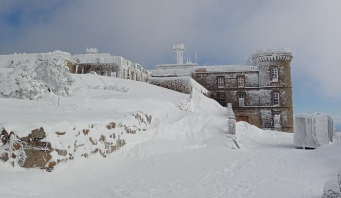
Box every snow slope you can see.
[0,74,339,198]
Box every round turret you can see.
[247,49,294,132]
[247,49,293,66]
[247,49,293,88]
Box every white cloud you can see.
[1,0,341,98]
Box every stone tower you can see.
[248,49,294,132]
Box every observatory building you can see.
[151,44,294,132]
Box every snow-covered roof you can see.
[75,53,114,64]
[195,65,259,72]
[156,63,199,68]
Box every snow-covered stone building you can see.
[151,44,294,132]
[0,48,151,82]
[68,48,151,82]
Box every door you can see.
[236,116,249,123]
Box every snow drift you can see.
[0,73,236,170]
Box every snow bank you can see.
[322,174,341,198]
[0,71,295,171]
[0,73,239,170]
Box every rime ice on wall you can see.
[246,49,293,66]
[274,114,281,129]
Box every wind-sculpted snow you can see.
[0,74,236,169]
[0,74,339,197]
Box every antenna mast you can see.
[173,43,185,64]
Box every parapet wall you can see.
[247,49,293,65]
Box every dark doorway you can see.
[236,116,249,123]
[217,92,225,106]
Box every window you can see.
[238,93,245,107]
[237,77,245,87]
[273,93,280,106]
[218,92,225,106]
[271,67,278,81]
[217,77,225,88]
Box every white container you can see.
[294,113,334,149]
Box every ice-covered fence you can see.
[149,77,210,96]
[294,113,335,149]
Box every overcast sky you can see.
[0,0,340,129]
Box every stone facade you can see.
[152,48,294,132]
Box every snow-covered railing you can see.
[151,69,194,76]
[227,103,236,135]
[195,65,259,72]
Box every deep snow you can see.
[0,74,339,198]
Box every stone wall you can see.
[0,113,152,171]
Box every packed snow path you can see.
[0,128,335,198]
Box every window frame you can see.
[237,92,246,107]
[217,76,225,88]
[237,76,245,87]
[273,92,280,106]
[270,66,279,82]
